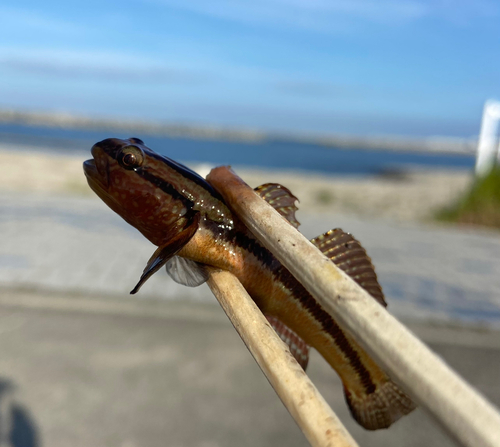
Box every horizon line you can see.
[0,108,477,155]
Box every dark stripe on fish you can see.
[148,152,225,202]
[276,266,377,395]
[226,229,377,395]
[138,169,195,209]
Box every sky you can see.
[0,0,499,138]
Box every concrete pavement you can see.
[1,192,500,326]
[0,289,498,447]
[1,192,500,446]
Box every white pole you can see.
[497,137,500,165]
[475,100,500,177]
[207,269,359,447]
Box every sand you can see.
[1,144,473,223]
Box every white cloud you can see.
[149,0,499,31]
[0,46,358,101]
[0,47,202,84]
[0,6,87,35]
[144,0,423,34]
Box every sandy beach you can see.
[1,143,473,223]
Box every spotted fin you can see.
[265,315,310,370]
[310,229,386,307]
[344,380,416,430]
[166,256,208,287]
[254,183,300,229]
[131,213,200,294]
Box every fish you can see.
[83,137,416,430]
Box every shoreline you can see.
[1,143,473,224]
[0,108,477,154]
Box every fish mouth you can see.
[83,159,106,189]
[83,158,97,177]
[83,145,110,194]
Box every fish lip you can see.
[83,158,107,187]
[83,145,110,189]
[83,159,97,176]
[83,159,120,210]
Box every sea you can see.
[0,123,476,176]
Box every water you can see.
[0,123,475,176]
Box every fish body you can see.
[83,138,415,430]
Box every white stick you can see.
[206,269,359,447]
[207,166,500,447]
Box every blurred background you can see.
[1,1,500,446]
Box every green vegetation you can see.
[436,167,500,228]
[315,189,335,205]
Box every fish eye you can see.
[118,145,144,170]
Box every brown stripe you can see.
[229,230,377,394]
[148,151,224,201]
[136,169,194,209]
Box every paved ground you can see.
[1,192,500,326]
[1,192,500,446]
[0,289,499,447]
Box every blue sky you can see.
[0,0,499,138]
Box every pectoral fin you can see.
[130,213,200,294]
[165,256,208,287]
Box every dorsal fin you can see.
[310,229,386,307]
[265,315,310,370]
[254,183,300,229]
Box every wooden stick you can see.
[206,268,359,447]
[207,166,500,447]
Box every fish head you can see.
[83,137,198,246]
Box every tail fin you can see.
[344,380,416,430]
